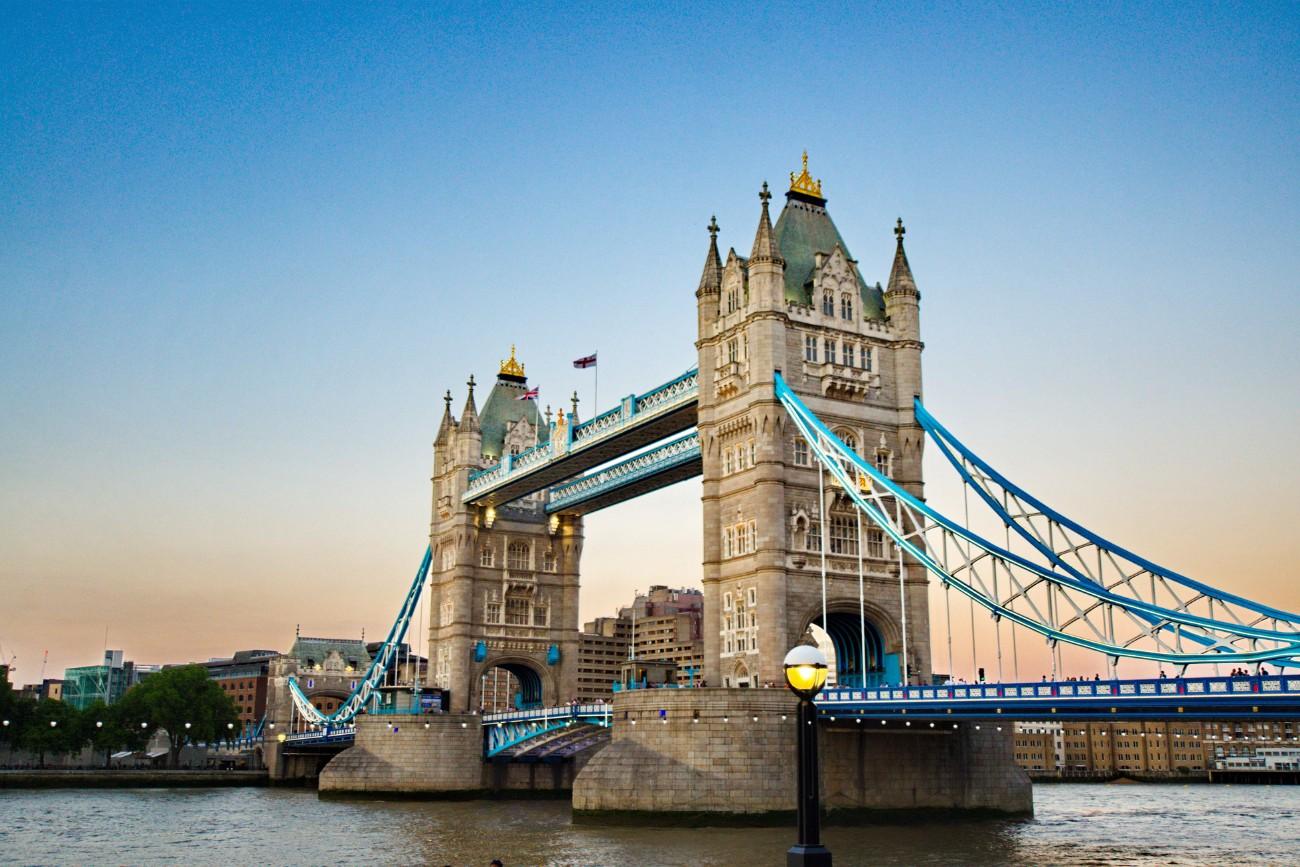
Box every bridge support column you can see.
[318,714,484,795]
[572,689,1031,822]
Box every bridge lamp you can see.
[277,733,286,743]
[96,721,103,729]
[49,720,57,728]
[185,722,191,730]
[484,506,497,529]
[141,722,148,729]
[227,722,235,730]
[783,644,832,867]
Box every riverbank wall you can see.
[0,770,267,789]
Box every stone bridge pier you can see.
[572,689,1031,821]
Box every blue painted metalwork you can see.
[281,725,358,747]
[545,431,700,513]
[287,546,431,726]
[547,644,561,665]
[915,398,1300,668]
[482,704,613,756]
[817,675,1300,720]
[774,373,1300,664]
[463,367,698,503]
[474,641,487,663]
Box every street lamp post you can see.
[783,645,832,867]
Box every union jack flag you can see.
[516,387,539,401]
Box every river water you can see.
[1,783,1297,865]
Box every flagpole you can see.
[593,349,599,413]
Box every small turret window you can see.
[793,437,810,466]
[875,449,892,478]
[804,336,818,362]
[862,347,873,371]
[728,339,738,364]
[844,344,856,367]
[824,339,836,365]
[822,293,834,316]
[480,546,495,568]
[841,295,853,320]
[543,550,556,572]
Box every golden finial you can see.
[499,344,526,378]
[788,150,823,199]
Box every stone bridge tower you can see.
[427,348,582,712]
[695,154,930,689]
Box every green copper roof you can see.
[773,194,885,319]
[289,637,369,669]
[479,374,542,460]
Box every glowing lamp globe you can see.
[277,733,287,743]
[783,645,829,700]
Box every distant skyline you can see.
[2,3,1297,684]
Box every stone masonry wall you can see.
[318,714,484,794]
[573,689,1032,819]
[822,723,1032,815]
[574,688,800,816]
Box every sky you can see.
[2,2,1297,685]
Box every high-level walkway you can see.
[462,368,699,511]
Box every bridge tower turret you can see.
[696,154,931,690]
[427,349,582,713]
[695,215,722,335]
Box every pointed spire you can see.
[436,389,456,440]
[750,182,783,264]
[460,374,480,431]
[887,218,916,294]
[570,390,580,423]
[696,216,722,296]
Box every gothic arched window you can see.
[822,293,834,316]
[841,294,852,320]
[543,550,556,572]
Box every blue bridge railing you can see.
[818,674,1300,720]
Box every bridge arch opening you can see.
[479,660,547,712]
[810,611,889,688]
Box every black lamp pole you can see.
[789,695,832,866]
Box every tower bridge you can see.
[261,155,1300,819]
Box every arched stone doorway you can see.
[476,658,550,712]
[810,611,891,688]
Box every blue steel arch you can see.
[774,372,1300,666]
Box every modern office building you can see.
[62,650,155,709]
[576,586,706,700]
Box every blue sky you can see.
[2,2,1297,680]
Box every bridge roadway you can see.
[463,368,699,511]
